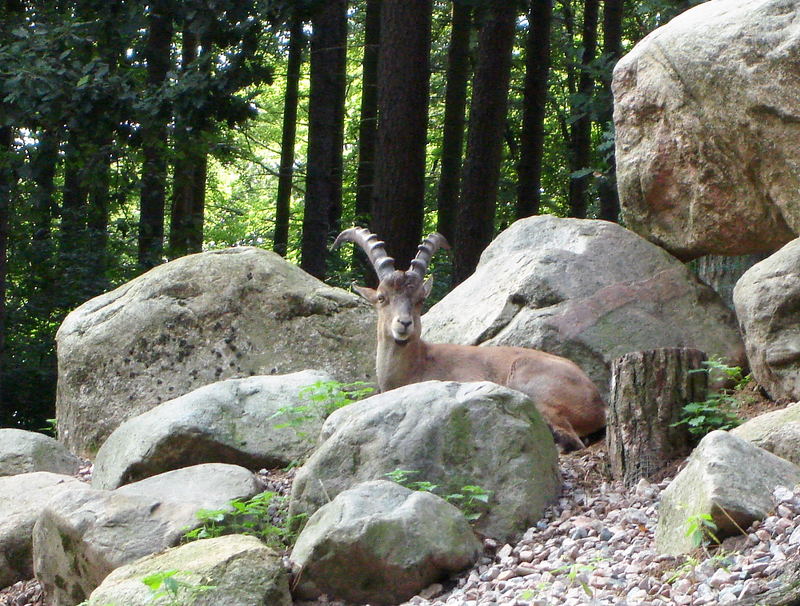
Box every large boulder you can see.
[656,431,800,555]
[92,370,333,490]
[732,403,800,466]
[0,428,80,477]
[0,472,84,587]
[33,463,260,606]
[422,216,744,397]
[733,239,800,401]
[613,0,800,260]
[87,535,291,606]
[289,381,561,542]
[290,480,481,605]
[56,246,375,456]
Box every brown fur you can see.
[355,271,606,452]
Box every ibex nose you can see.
[398,319,412,329]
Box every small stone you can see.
[789,526,800,545]
[418,583,443,600]
[496,570,516,582]
[774,485,794,502]
[708,567,732,588]
[497,544,513,560]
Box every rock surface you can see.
[732,402,800,466]
[0,472,84,587]
[56,246,375,456]
[613,0,800,260]
[290,480,481,605]
[734,238,800,402]
[92,370,333,489]
[422,216,744,397]
[33,464,261,605]
[87,535,291,606]
[290,380,560,543]
[656,430,800,555]
[0,429,80,477]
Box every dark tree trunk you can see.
[138,0,173,270]
[0,125,13,406]
[370,0,432,269]
[567,0,599,219]
[60,133,87,267]
[694,254,768,310]
[300,0,348,280]
[597,0,624,222]
[86,134,111,293]
[607,348,706,487]
[452,0,517,286]
[273,15,306,258]
[354,0,381,227]
[516,0,554,219]
[435,0,472,242]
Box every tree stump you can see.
[607,348,707,487]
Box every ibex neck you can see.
[375,336,427,392]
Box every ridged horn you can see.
[408,232,450,281]
[331,227,396,281]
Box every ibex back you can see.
[333,227,606,452]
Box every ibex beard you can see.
[333,227,607,453]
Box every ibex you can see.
[333,227,606,452]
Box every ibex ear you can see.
[353,285,379,304]
[422,277,434,299]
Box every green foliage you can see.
[183,491,304,551]
[384,468,493,523]
[672,358,750,438]
[685,513,721,549]
[142,569,216,606]
[271,380,374,438]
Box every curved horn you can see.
[332,227,396,281]
[408,232,450,281]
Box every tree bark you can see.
[0,124,13,408]
[138,0,173,270]
[516,0,554,219]
[300,0,348,280]
[694,254,768,310]
[435,0,472,242]
[273,15,306,258]
[370,0,432,269]
[452,0,517,285]
[607,348,706,487]
[567,0,599,219]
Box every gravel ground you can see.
[3,446,798,606]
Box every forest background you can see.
[0,0,701,429]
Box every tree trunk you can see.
[516,0,554,219]
[138,0,173,270]
[693,254,768,310]
[273,15,306,258]
[567,0,599,219]
[300,0,348,280]
[597,0,624,222]
[435,0,472,242]
[452,0,517,285]
[607,348,706,487]
[0,124,13,407]
[370,0,432,269]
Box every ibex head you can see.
[332,227,450,345]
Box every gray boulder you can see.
[656,431,800,555]
[613,0,800,260]
[87,535,291,606]
[290,480,481,605]
[290,380,560,542]
[0,428,80,477]
[733,239,800,401]
[56,246,375,457]
[732,403,800,466]
[422,216,744,397]
[92,370,333,490]
[33,463,260,606]
[0,472,84,587]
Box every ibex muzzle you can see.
[333,227,606,452]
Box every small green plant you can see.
[548,556,605,598]
[685,512,721,549]
[183,491,304,550]
[41,418,58,437]
[672,357,750,437]
[384,468,492,522]
[271,380,374,438]
[141,569,215,606]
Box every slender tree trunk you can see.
[597,0,624,222]
[452,0,517,285]
[0,125,13,407]
[371,0,432,268]
[273,15,306,257]
[138,0,173,270]
[435,0,472,243]
[300,0,348,280]
[567,0,599,219]
[86,133,112,293]
[60,132,87,269]
[516,0,554,219]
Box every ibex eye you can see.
[377,294,386,303]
